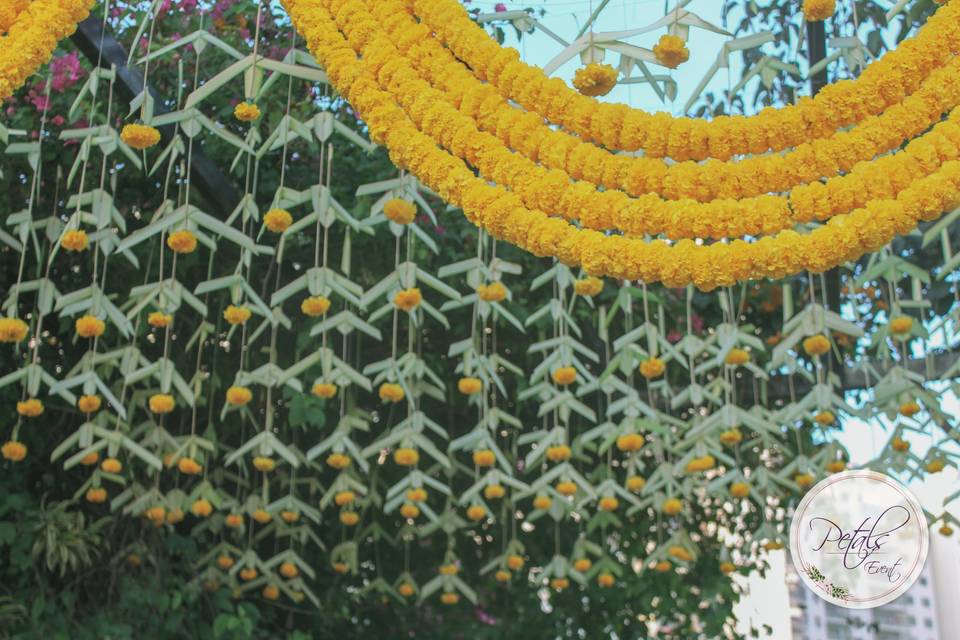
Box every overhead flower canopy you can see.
[0,0,958,630]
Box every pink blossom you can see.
[494,2,507,11]
[49,52,85,92]
[29,94,50,112]
[51,115,65,126]
[667,330,682,344]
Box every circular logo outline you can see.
[789,470,929,609]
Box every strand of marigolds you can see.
[365,0,960,212]
[407,0,960,162]
[284,0,960,291]
[316,0,960,245]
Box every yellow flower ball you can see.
[653,34,690,69]
[729,482,751,498]
[439,563,459,576]
[533,495,552,510]
[825,460,846,473]
[550,577,570,590]
[572,63,618,97]
[263,208,293,233]
[393,288,422,312]
[393,447,420,467]
[472,449,496,467]
[551,366,577,386]
[383,198,417,225]
[406,487,427,502]
[803,0,835,22]
[573,276,604,297]
[495,570,511,583]
[80,451,99,466]
[662,498,683,516]
[147,311,172,328]
[234,102,261,122]
[440,593,460,605]
[280,561,299,579]
[85,487,107,503]
[685,455,716,473]
[598,496,619,511]
[225,513,244,528]
[466,505,487,521]
[597,573,615,588]
[75,314,105,338]
[813,410,835,426]
[239,568,258,581]
[720,562,736,575]
[177,457,202,475]
[457,377,482,395]
[626,475,646,492]
[484,484,506,500]
[724,348,750,366]
[653,561,672,573]
[719,428,743,445]
[127,554,142,567]
[889,316,913,335]
[226,385,252,406]
[191,499,213,517]
[16,398,43,417]
[334,491,356,506]
[312,382,338,398]
[555,481,577,496]
[639,357,665,380]
[507,555,524,571]
[120,123,161,150]
[301,296,331,317]
[166,509,184,524]
[223,305,252,325]
[145,506,166,525]
[763,541,785,551]
[899,401,921,417]
[400,503,420,519]
[575,558,595,575]
[802,334,830,356]
[61,229,89,252]
[326,453,351,469]
[476,282,507,302]
[217,555,234,570]
[940,525,954,537]
[252,509,272,524]
[926,459,946,473]
[615,433,645,452]
[546,444,571,462]
[149,393,175,414]
[166,230,197,254]
[892,436,911,452]
[253,456,276,472]
[0,318,29,343]
[339,511,360,526]
[794,473,815,488]
[379,383,405,403]
[669,546,694,562]
[332,562,349,574]
[398,583,415,597]
[101,457,123,474]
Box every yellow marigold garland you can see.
[283,0,960,290]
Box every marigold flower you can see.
[597,573,615,587]
[457,377,482,395]
[332,562,349,574]
[476,282,507,302]
[440,593,460,605]
[234,102,261,122]
[80,451,99,466]
[719,428,742,445]
[926,459,945,473]
[803,0,835,21]
[379,383,405,403]
[654,561,672,573]
[466,505,486,521]
[940,525,954,537]
[406,488,427,502]
[892,436,911,452]
[662,497,683,515]
[326,452,351,469]
[472,449,496,467]
[615,433,644,452]
[763,541,785,551]
[546,444,571,462]
[239,568,258,581]
[340,511,360,526]
[899,401,921,417]
[75,314,105,338]
[85,487,107,503]
[813,410,835,426]
[334,491,356,506]
[226,386,252,406]
[177,457,202,475]
[223,305,252,325]
[312,382,338,398]
[145,506,165,524]
[263,208,293,233]
[724,348,750,366]
[393,447,420,466]
[639,358,665,379]
[149,393,175,414]
[550,578,570,590]
[551,366,577,385]
[825,460,846,473]
[507,555,524,571]
[720,561,736,574]
[301,295,331,316]
[120,124,161,150]
[146,311,172,329]
[889,316,913,335]
[74,394,101,414]
[439,563,459,576]
[802,334,830,356]
[101,457,122,474]
[217,555,234,570]
[61,229,89,251]
[166,230,197,254]
[484,484,506,499]
[191,499,213,517]
[400,503,420,519]
[166,509,184,524]
[398,583,415,597]
[685,455,716,473]
[794,473,815,487]
[729,482,751,498]
[626,475,646,492]
[555,481,577,496]
[393,288,422,312]
[533,495,552,510]
[383,198,417,224]
[495,570,511,583]
[0,318,29,343]
[573,276,603,297]
[598,496,619,511]
[253,456,275,472]
[572,63,617,97]
[16,398,43,417]
[669,546,693,562]
[280,561,299,578]
[225,514,244,528]
[252,509,272,524]
[127,554,142,567]
[653,34,689,69]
